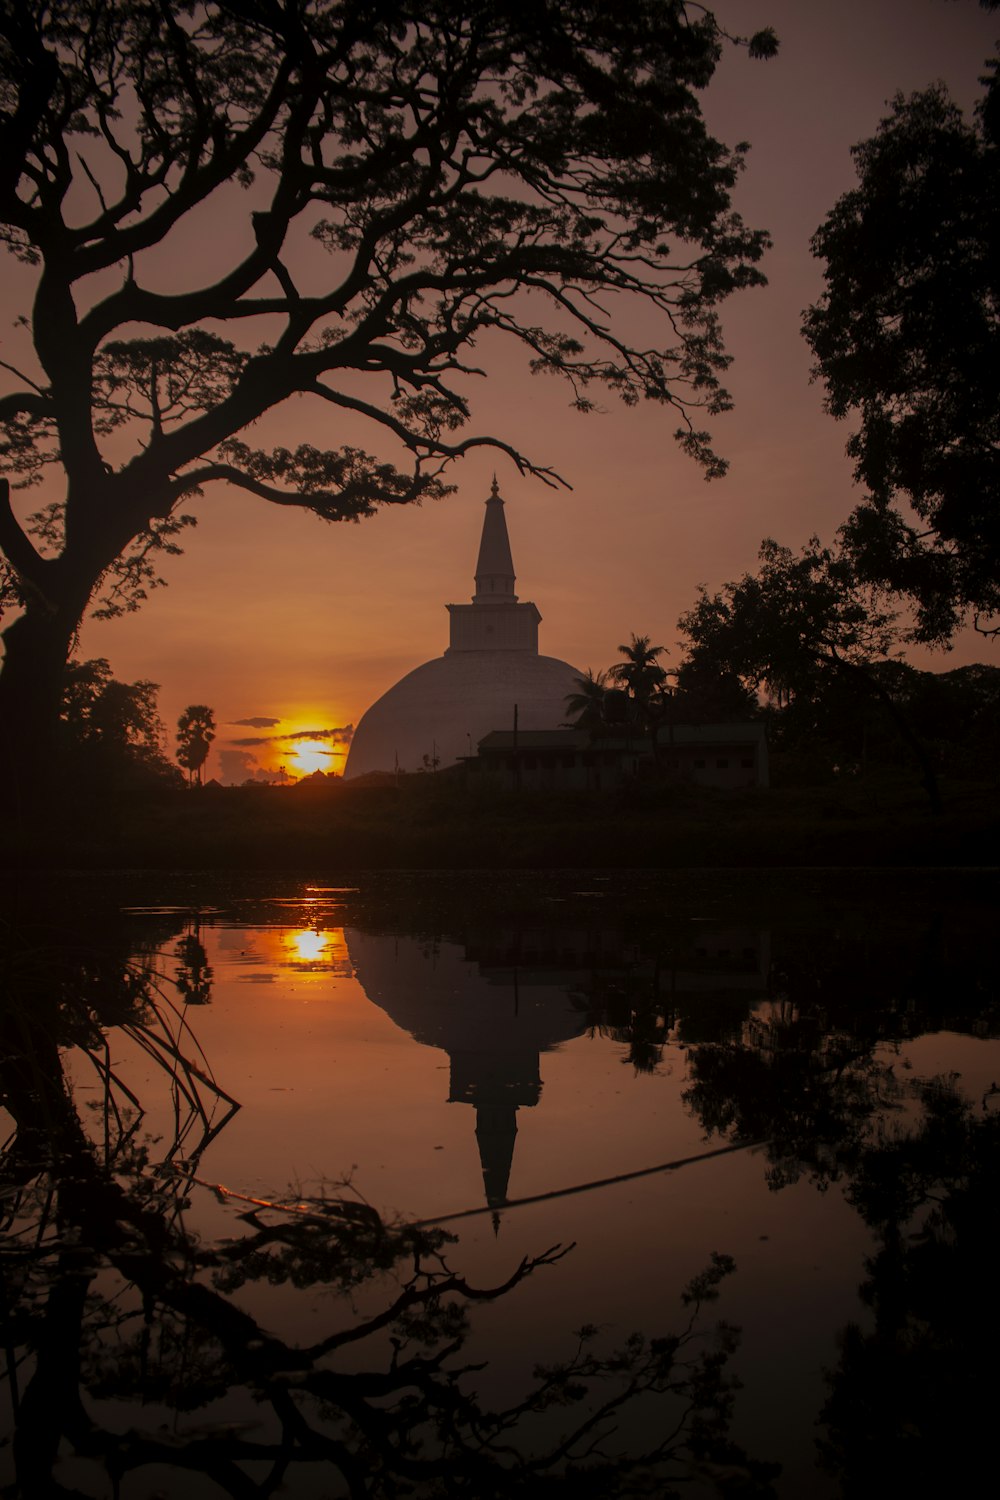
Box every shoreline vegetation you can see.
[7,768,998,871]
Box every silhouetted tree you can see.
[610,635,668,716]
[608,633,675,761]
[0,0,777,816]
[176,703,216,786]
[672,652,759,725]
[901,662,1000,779]
[563,668,611,733]
[677,538,942,809]
[804,48,1000,640]
[60,656,180,789]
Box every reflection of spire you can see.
[474,479,517,602]
[345,928,589,1217]
[474,1102,518,1212]
[450,1050,540,1215]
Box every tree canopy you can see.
[0,0,776,809]
[176,702,216,785]
[677,538,900,698]
[60,655,180,787]
[803,56,1000,640]
[677,537,943,808]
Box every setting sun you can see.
[287,739,334,777]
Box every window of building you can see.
[694,758,706,769]
[716,758,729,769]
[741,757,754,768]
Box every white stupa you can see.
[344,479,582,777]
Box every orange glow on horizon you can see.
[285,738,336,777]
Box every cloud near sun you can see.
[228,726,354,748]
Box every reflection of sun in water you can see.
[282,928,352,977]
[288,739,332,776]
[288,929,330,963]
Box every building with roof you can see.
[343,480,582,778]
[471,721,769,791]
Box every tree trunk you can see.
[0,604,78,831]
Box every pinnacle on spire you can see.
[474,479,517,601]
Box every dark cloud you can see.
[281,726,354,744]
[218,749,258,782]
[226,725,353,748]
[218,748,292,785]
[231,716,281,728]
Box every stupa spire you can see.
[445,481,541,653]
[474,1101,518,1213]
[474,477,517,602]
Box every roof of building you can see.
[478,729,591,751]
[667,722,768,746]
[477,722,767,753]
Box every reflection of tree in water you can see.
[683,915,1000,1193]
[571,967,673,1075]
[175,921,214,1007]
[819,1084,1000,1495]
[0,921,778,1498]
[684,1022,901,1192]
[681,964,1000,1492]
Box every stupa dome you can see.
[344,480,581,777]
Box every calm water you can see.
[1,871,996,1497]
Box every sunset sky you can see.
[4,0,998,781]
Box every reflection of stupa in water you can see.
[345,930,586,1216]
[344,479,582,776]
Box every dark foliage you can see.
[176,702,216,785]
[59,655,182,790]
[804,57,1000,639]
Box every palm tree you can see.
[609,635,668,704]
[176,705,216,786]
[609,635,673,756]
[563,669,610,733]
